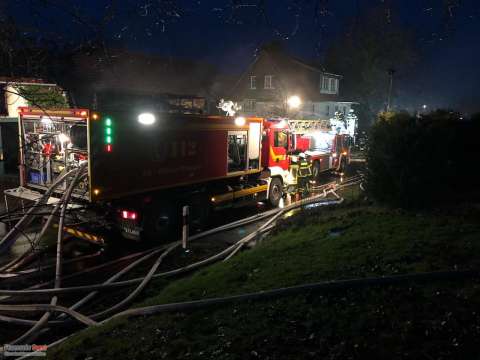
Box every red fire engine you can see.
[6,108,352,241]
[262,118,350,194]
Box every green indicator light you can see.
[106,136,112,144]
[106,128,112,135]
[105,118,112,126]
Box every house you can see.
[230,44,355,120]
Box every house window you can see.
[244,99,256,112]
[330,78,337,94]
[321,76,338,94]
[325,105,330,116]
[264,75,274,89]
[322,76,329,90]
[250,76,256,90]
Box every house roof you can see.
[231,46,342,102]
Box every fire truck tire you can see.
[268,178,283,207]
[312,160,321,179]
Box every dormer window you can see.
[264,75,274,89]
[320,75,338,95]
[250,76,256,89]
[330,78,336,92]
[322,76,329,91]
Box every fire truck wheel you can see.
[268,178,283,207]
[312,160,321,179]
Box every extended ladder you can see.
[287,119,331,134]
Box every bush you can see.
[366,110,480,209]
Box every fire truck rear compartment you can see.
[20,111,90,200]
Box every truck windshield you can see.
[274,130,288,148]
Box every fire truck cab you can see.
[262,118,351,194]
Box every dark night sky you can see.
[8,0,480,112]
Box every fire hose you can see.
[0,176,369,359]
[8,165,87,345]
[0,187,347,297]
[0,177,357,338]
[0,168,78,255]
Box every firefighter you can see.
[297,152,312,195]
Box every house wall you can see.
[5,85,28,117]
[233,50,348,120]
[236,55,285,103]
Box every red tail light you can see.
[121,210,138,220]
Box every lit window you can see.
[250,76,256,90]
[264,75,274,89]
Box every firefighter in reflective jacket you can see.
[297,153,312,193]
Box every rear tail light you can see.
[120,210,138,220]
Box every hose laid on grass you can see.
[90,244,178,320]
[0,247,173,327]
[0,303,96,326]
[107,269,480,322]
[22,267,478,359]
[0,178,358,345]
[0,251,103,305]
[8,166,87,345]
[0,178,355,331]
[5,267,480,330]
[1,184,72,273]
[0,176,357,335]
[0,314,42,326]
[5,178,372,350]
[0,195,346,297]
[1,208,279,284]
[0,168,78,255]
[224,208,287,261]
[1,250,102,280]
[56,243,175,320]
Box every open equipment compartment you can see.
[18,107,91,201]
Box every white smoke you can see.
[217,99,241,116]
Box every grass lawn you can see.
[48,197,480,359]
